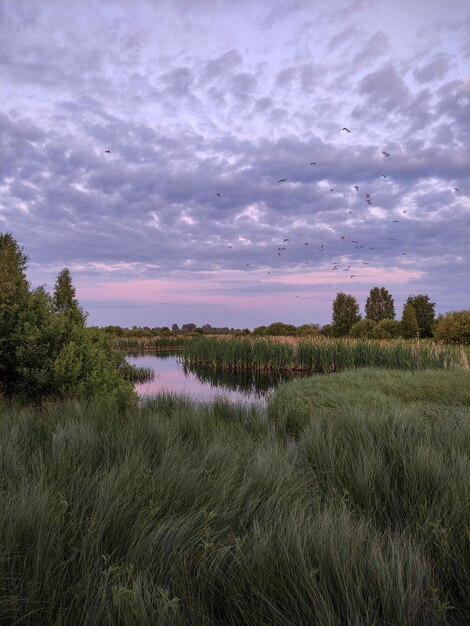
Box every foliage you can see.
[182,336,457,373]
[349,319,376,338]
[405,294,436,338]
[53,267,86,325]
[332,292,361,337]
[371,318,402,339]
[365,286,395,322]
[1,369,470,624]
[401,302,419,339]
[0,233,135,402]
[296,323,320,337]
[434,310,470,344]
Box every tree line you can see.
[330,288,469,342]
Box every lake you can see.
[127,352,307,405]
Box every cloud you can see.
[414,54,452,83]
[0,0,468,327]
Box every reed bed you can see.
[183,336,458,373]
[120,361,154,383]
[114,336,190,351]
[1,368,469,624]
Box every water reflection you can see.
[127,352,307,405]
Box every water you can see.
[127,352,307,405]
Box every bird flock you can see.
[103,134,462,292]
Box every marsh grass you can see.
[1,368,470,624]
[115,337,190,352]
[183,336,457,373]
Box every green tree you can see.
[350,319,376,338]
[434,310,470,344]
[265,322,297,336]
[405,294,435,338]
[332,293,361,337]
[401,302,419,339]
[53,267,86,325]
[296,324,320,337]
[372,319,402,339]
[0,233,31,391]
[0,232,136,402]
[365,287,395,322]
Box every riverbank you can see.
[1,368,470,624]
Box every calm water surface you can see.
[127,352,307,405]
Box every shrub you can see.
[371,319,402,339]
[0,233,136,403]
[434,310,470,344]
[350,319,376,338]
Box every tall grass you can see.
[1,368,470,624]
[183,336,458,373]
[114,336,189,351]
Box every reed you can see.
[183,336,457,373]
[114,336,189,351]
[1,368,469,624]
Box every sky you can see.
[1,0,469,329]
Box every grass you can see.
[1,368,470,624]
[183,336,461,373]
[114,336,190,352]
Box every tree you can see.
[365,287,395,322]
[434,310,470,344]
[332,292,361,337]
[53,267,86,325]
[350,319,376,338]
[372,319,401,339]
[265,322,297,336]
[0,232,136,402]
[296,324,320,337]
[405,294,435,338]
[0,233,31,390]
[401,302,419,339]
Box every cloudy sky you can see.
[1,0,469,328]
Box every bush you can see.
[0,233,136,403]
[371,319,401,339]
[350,319,376,338]
[434,310,470,344]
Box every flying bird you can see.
[339,127,351,133]
[382,151,390,157]
[354,185,359,191]
[348,210,354,215]
[304,242,309,246]
[308,162,316,165]
[228,245,232,249]
[340,235,347,240]
[343,266,351,271]
[363,262,371,265]
[104,149,111,153]
[381,174,387,178]
[330,188,335,192]
[392,220,399,223]
[455,187,460,192]
[350,275,356,278]
[278,178,288,183]
[216,192,222,197]
[283,238,289,242]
